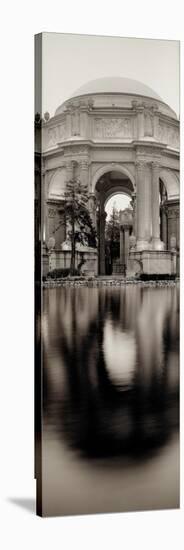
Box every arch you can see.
[104,189,132,208]
[159,169,179,200]
[48,167,66,199]
[91,163,135,194]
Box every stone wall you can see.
[47,249,98,276]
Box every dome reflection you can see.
[103,319,136,386]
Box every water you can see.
[41,285,179,516]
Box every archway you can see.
[95,169,134,275]
[105,193,133,275]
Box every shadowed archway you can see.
[95,170,134,275]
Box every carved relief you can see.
[158,121,179,148]
[94,117,132,138]
[80,160,89,170]
[48,127,58,146]
[64,145,89,156]
[58,123,66,140]
[48,123,66,146]
[48,207,57,218]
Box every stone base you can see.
[129,250,177,276]
[47,248,98,276]
[136,239,165,252]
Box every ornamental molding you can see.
[91,162,136,193]
[48,207,57,218]
[94,116,132,138]
[47,122,66,146]
[167,208,179,218]
[158,120,179,149]
[135,143,165,155]
[66,98,94,112]
[131,99,159,112]
[152,160,161,169]
[43,163,66,173]
[135,160,149,169]
[80,160,89,170]
[64,145,90,156]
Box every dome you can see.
[54,76,177,119]
[69,77,162,101]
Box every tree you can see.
[54,178,96,275]
[105,205,120,266]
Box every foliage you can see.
[105,205,120,243]
[53,178,96,275]
[47,268,79,279]
[64,179,96,244]
[105,205,120,268]
[139,273,176,281]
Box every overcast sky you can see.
[42,33,179,118]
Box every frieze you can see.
[48,123,66,146]
[158,121,179,148]
[64,145,89,156]
[94,117,132,138]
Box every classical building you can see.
[40,77,180,276]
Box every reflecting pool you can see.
[41,285,179,516]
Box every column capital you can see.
[120,222,132,231]
[80,159,89,170]
[66,159,74,169]
[135,159,149,169]
[152,160,160,170]
[132,101,145,112]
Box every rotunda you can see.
[41,77,180,276]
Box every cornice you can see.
[42,138,180,161]
[42,112,66,128]
[161,147,180,159]
[158,112,180,127]
[133,140,166,149]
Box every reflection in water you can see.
[42,285,179,516]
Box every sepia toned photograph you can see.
[35,32,180,517]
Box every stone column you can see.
[137,106,145,139]
[136,161,152,250]
[124,228,130,265]
[131,192,137,235]
[41,168,46,243]
[120,225,131,266]
[120,227,124,264]
[66,159,74,183]
[44,170,53,245]
[151,162,164,250]
[80,107,89,138]
[65,108,72,138]
[97,205,106,275]
[80,160,89,189]
[153,108,159,140]
[160,205,168,248]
